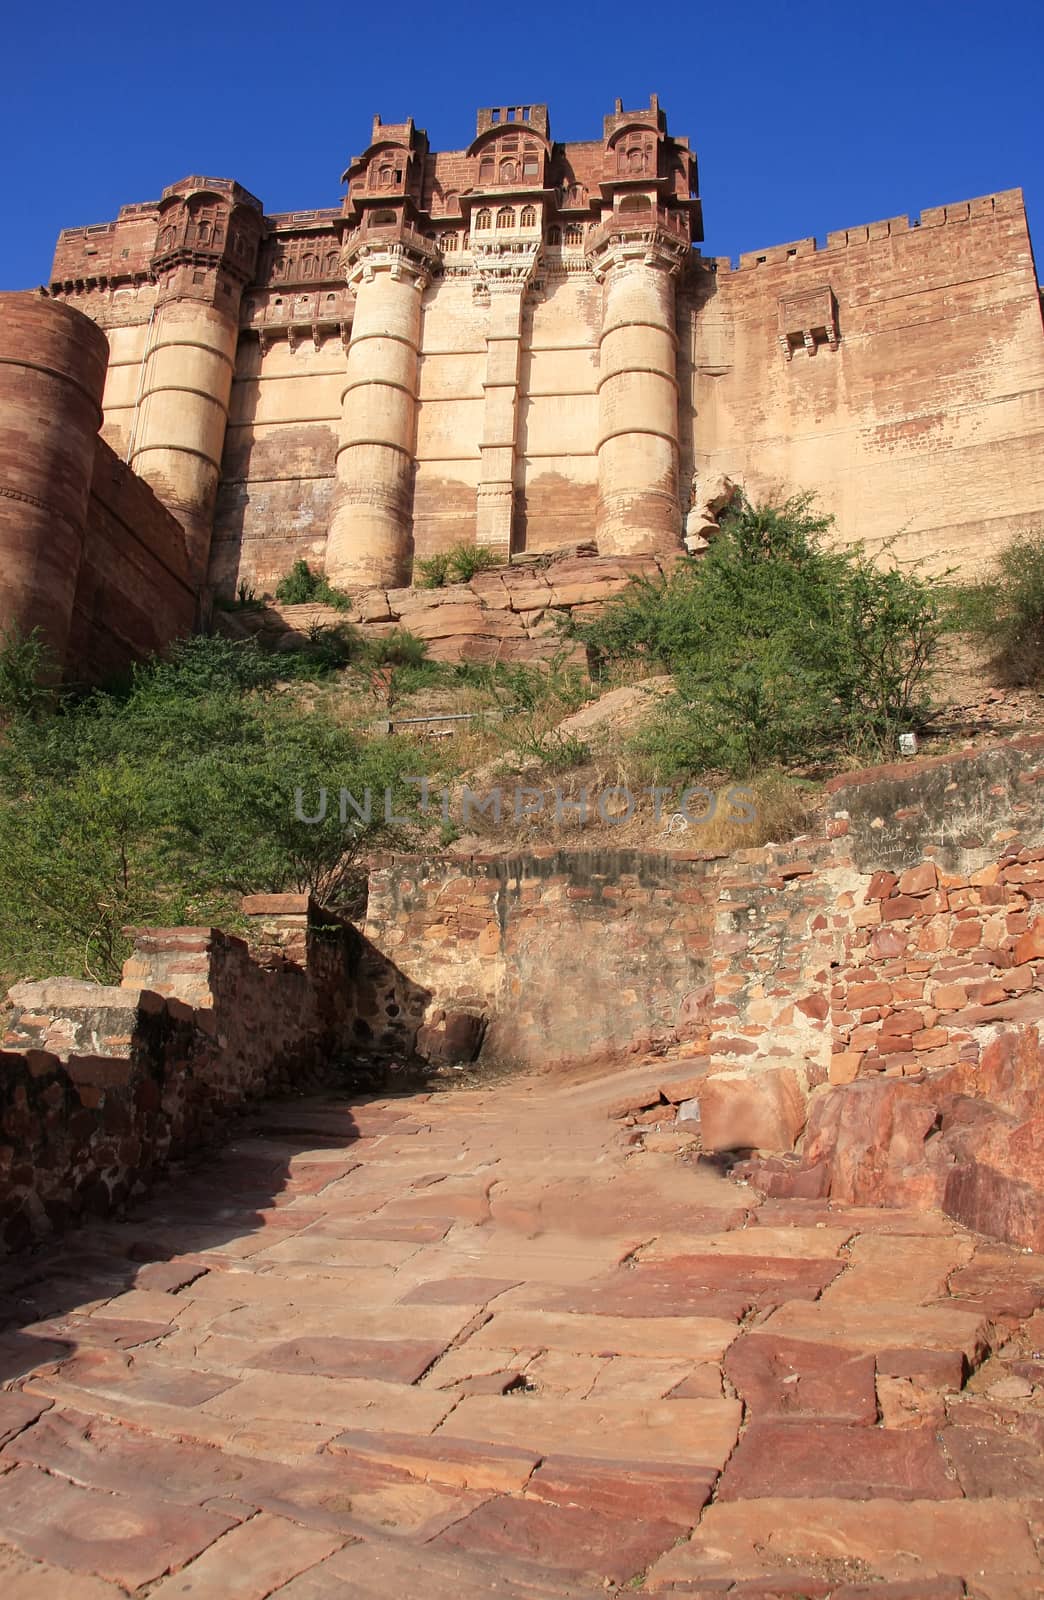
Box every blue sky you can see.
[4,0,1042,288]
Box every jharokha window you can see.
[520,205,537,228]
[496,207,515,229]
[475,209,492,230]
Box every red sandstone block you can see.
[866,870,898,901]
[868,928,906,959]
[829,1052,863,1084]
[898,863,938,896]
[1013,919,1044,963]
[879,1012,921,1037]
[847,982,892,1008]
[779,860,814,879]
[852,904,882,927]
[951,922,982,949]
[912,1027,949,1050]
[876,1034,919,1055]
[881,896,921,921]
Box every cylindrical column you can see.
[0,293,108,669]
[128,295,238,580]
[326,248,428,589]
[593,243,683,556]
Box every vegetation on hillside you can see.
[415,543,504,588]
[274,558,353,612]
[943,532,1044,685]
[0,636,429,983]
[571,494,945,778]
[0,492,979,986]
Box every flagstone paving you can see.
[0,1065,1041,1597]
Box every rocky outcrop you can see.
[218,545,678,664]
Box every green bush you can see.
[365,629,430,669]
[415,543,503,588]
[577,494,943,778]
[951,533,1044,684]
[414,552,451,589]
[274,559,352,612]
[0,635,429,982]
[0,626,60,723]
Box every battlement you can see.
[160,175,263,211]
[603,93,665,139]
[725,188,1027,273]
[265,208,342,232]
[476,104,550,138]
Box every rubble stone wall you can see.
[0,918,360,1253]
[365,850,715,1070]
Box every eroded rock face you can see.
[698,1066,807,1155]
[758,1024,1044,1251]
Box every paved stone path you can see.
[0,1062,1041,1597]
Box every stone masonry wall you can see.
[0,918,360,1253]
[71,437,197,682]
[697,739,1044,1250]
[364,849,715,1072]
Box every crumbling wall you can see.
[0,916,360,1252]
[365,849,714,1071]
[698,738,1044,1250]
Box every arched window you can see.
[547,225,561,245]
[324,250,339,274]
[475,209,492,230]
[628,147,646,174]
[378,165,394,189]
[496,207,515,229]
[479,157,494,183]
[619,194,651,214]
[371,209,396,225]
[520,205,537,228]
[442,232,458,251]
[564,224,583,246]
[500,160,517,182]
[196,222,211,244]
[301,254,317,277]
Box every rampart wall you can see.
[0,293,196,681]
[684,190,1044,573]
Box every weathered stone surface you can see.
[699,1067,808,1154]
[0,1463,235,1588]
[438,1395,743,1467]
[0,1394,49,1449]
[145,1514,343,1598]
[198,1373,455,1433]
[716,1420,960,1501]
[723,1335,878,1424]
[644,1499,1042,1591]
[550,1254,841,1319]
[469,1309,737,1360]
[433,1493,683,1584]
[327,1428,540,1493]
[0,1544,127,1599]
[526,1454,717,1524]
[247,1336,448,1383]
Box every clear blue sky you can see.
[4,0,1042,289]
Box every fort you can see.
[2,96,1044,678]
